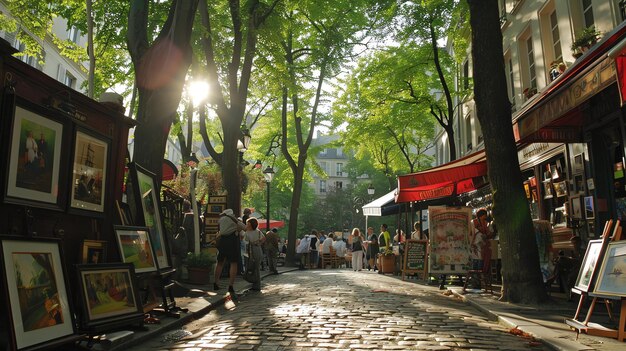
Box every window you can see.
[463,59,470,90]
[337,148,343,157]
[320,180,326,193]
[320,161,327,173]
[336,163,343,176]
[465,116,472,151]
[64,72,76,89]
[526,37,536,90]
[582,0,594,28]
[68,26,80,43]
[549,10,562,62]
[320,148,327,156]
[335,181,343,189]
[507,56,516,111]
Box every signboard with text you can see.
[402,239,428,280]
[428,206,471,274]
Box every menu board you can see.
[428,206,472,274]
[402,239,428,280]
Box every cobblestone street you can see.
[127,270,549,351]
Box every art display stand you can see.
[566,219,625,342]
[152,268,187,318]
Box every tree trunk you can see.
[286,165,305,266]
[221,112,243,215]
[467,0,547,304]
[128,0,199,181]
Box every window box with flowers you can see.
[571,26,602,59]
[523,87,537,100]
[549,60,567,81]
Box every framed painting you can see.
[523,182,531,199]
[574,239,608,292]
[81,240,107,264]
[570,196,583,219]
[75,263,144,331]
[0,237,77,350]
[584,196,595,220]
[129,163,171,270]
[114,226,158,274]
[592,241,626,297]
[543,181,553,199]
[4,102,67,209]
[573,153,584,174]
[70,129,109,213]
[554,180,568,197]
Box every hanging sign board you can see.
[402,239,428,281]
[428,206,472,274]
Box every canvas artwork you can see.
[132,164,170,269]
[6,106,63,205]
[543,181,553,199]
[1,239,75,350]
[593,241,626,297]
[584,196,595,220]
[78,266,139,322]
[114,226,157,273]
[428,206,471,274]
[81,240,107,264]
[70,131,108,212]
[571,196,583,219]
[554,181,568,197]
[574,239,604,292]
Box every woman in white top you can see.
[244,217,266,290]
[350,228,364,271]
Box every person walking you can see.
[308,230,320,269]
[365,227,378,271]
[350,228,364,271]
[213,209,246,299]
[265,228,280,274]
[244,217,265,291]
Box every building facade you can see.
[0,1,88,93]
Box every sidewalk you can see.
[444,285,625,351]
[98,266,299,351]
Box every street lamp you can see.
[263,166,275,232]
[365,184,375,231]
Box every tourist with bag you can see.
[243,217,265,290]
[213,209,246,299]
[351,228,364,271]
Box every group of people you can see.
[292,223,410,272]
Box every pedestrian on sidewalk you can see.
[244,217,265,291]
[265,228,280,274]
[213,209,246,298]
[308,230,320,268]
[365,227,378,271]
[351,228,364,271]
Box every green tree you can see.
[266,0,396,264]
[466,0,547,304]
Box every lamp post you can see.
[365,184,375,231]
[263,166,275,232]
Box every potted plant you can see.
[549,60,566,81]
[379,248,396,274]
[523,87,537,100]
[571,26,601,58]
[185,251,216,285]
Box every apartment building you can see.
[0,2,88,93]
[310,134,352,196]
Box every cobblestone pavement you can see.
[128,270,550,351]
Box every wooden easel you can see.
[566,219,625,342]
[401,240,428,281]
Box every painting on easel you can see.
[592,240,626,297]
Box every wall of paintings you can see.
[0,37,148,349]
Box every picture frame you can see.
[523,182,531,199]
[70,129,110,213]
[129,163,171,270]
[208,195,226,204]
[554,180,568,197]
[208,203,225,214]
[592,241,626,297]
[543,181,553,199]
[574,175,584,193]
[114,226,158,274]
[570,196,583,219]
[584,196,595,220]
[574,239,608,292]
[81,240,108,264]
[573,153,584,174]
[75,263,144,331]
[0,237,77,350]
[4,102,67,209]
[115,200,132,225]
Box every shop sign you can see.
[516,58,616,141]
[524,127,582,143]
[518,143,560,164]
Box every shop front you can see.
[512,21,626,244]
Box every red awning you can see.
[162,159,178,181]
[396,150,488,203]
[258,219,285,231]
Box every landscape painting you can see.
[593,241,626,297]
[574,239,604,292]
[1,239,74,350]
[114,226,157,273]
